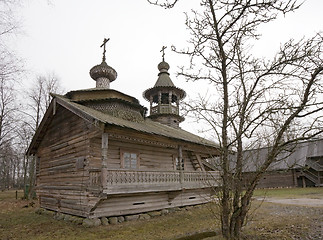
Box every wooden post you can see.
[292,169,297,187]
[53,98,57,115]
[318,171,320,186]
[178,145,184,184]
[149,96,153,115]
[302,176,306,188]
[101,133,109,190]
[176,97,179,114]
[178,145,183,169]
[158,91,162,113]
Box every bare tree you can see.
[0,57,21,190]
[0,141,14,189]
[26,72,63,131]
[1,1,62,194]
[22,72,63,198]
[0,0,24,191]
[0,0,20,40]
[15,121,33,196]
[148,0,323,239]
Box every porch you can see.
[89,169,220,195]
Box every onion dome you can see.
[89,38,117,89]
[158,61,170,73]
[90,61,117,88]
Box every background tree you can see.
[27,72,63,131]
[148,0,323,239]
[22,72,63,199]
[0,0,20,38]
[0,1,64,194]
[0,0,23,190]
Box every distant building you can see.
[27,44,220,218]
[242,139,323,188]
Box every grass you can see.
[252,187,323,199]
[0,190,219,240]
[0,189,24,201]
[0,188,322,240]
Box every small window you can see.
[121,151,139,169]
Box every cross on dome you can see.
[100,38,110,62]
[160,46,167,62]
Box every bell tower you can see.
[143,47,186,128]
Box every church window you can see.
[121,150,139,169]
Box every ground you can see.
[0,188,322,240]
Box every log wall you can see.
[36,106,99,217]
[89,127,203,171]
[243,170,298,188]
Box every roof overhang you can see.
[27,94,220,155]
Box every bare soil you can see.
[247,197,323,240]
[256,197,323,207]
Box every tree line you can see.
[0,0,64,198]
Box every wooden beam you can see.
[195,154,205,172]
[178,145,184,170]
[101,132,109,190]
[53,98,57,115]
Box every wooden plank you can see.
[92,189,214,218]
[195,154,206,171]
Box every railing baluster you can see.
[104,170,219,191]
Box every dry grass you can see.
[252,187,323,199]
[0,190,219,240]
[0,188,322,240]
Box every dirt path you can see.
[256,197,323,207]
[251,197,323,240]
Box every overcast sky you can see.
[10,0,323,135]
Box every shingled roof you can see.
[27,94,219,155]
[242,139,323,172]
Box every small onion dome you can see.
[89,61,117,82]
[158,61,170,72]
[155,61,174,87]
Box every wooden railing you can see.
[306,159,323,171]
[151,104,178,115]
[89,169,102,191]
[102,169,220,195]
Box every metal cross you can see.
[100,38,110,62]
[160,46,167,61]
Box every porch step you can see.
[188,152,205,171]
[303,169,322,186]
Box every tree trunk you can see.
[28,155,36,199]
[23,155,29,199]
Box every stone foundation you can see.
[35,204,204,227]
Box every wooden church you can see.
[27,41,220,219]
